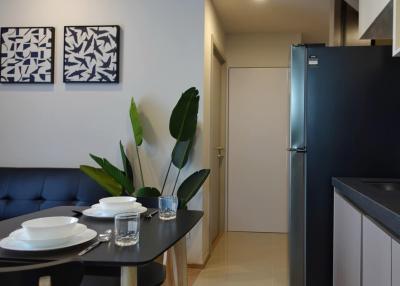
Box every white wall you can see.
[0,0,206,263]
[226,32,302,67]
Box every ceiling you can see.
[212,0,331,43]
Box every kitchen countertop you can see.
[333,177,400,239]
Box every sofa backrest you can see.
[0,168,109,220]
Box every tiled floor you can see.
[190,232,288,286]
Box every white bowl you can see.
[10,224,87,248]
[21,216,78,239]
[99,196,136,210]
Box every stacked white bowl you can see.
[9,216,87,248]
[81,196,147,218]
[96,196,142,214]
[99,196,137,210]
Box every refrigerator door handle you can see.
[287,147,307,153]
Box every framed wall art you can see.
[63,25,120,83]
[0,27,55,84]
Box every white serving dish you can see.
[21,216,78,239]
[99,196,137,210]
[83,204,147,218]
[9,223,87,248]
[0,229,97,251]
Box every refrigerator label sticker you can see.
[308,56,319,66]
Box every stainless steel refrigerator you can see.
[288,45,400,286]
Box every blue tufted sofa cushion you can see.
[0,168,109,220]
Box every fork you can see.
[78,229,112,256]
[145,210,158,220]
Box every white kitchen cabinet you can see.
[363,216,392,286]
[359,0,392,39]
[392,239,400,285]
[333,191,362,286]
[394,0,400,56]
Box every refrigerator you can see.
[288,45,400,286]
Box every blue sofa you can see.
[0,168,109,220]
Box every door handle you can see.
[216,147,225,160]
[287,147,307,153]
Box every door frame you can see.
[209,36,227,248]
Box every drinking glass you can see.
[158,196,178,220]
[114,212,140,246]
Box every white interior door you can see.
[228,68,289,233]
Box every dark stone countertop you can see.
[333,177,400,239]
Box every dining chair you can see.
[0,258,84,286]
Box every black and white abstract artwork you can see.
[0,27,55,83]
[64,25,120,83]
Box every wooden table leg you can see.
[121,266,138,286]
[171,237,188,286]
[39,276,51,286]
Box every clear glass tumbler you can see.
[114,212,140,246]
[158,196,178,220]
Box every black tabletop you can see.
[0,206,203,267]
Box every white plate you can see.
[9,224,87,248]
[95,202,141,212]
[83,204,147,218]
[0,229,97,251]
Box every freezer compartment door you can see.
[289,45,306,149]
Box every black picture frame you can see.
[0,27,55,84]
[63,25,120,84]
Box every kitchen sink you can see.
[365,182,400,192]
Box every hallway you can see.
[190,232,288,286]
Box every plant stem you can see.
[172,169,181,196]
[161,160,172,195]
[136,146,145,187]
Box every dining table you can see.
[0,206,203,286]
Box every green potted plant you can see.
[80,87,210,209]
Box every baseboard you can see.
[188,253,210,269]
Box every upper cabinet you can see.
[394,0,400,55]
[359,0,392,39]
[358,0,400,56]
[345,0,359,11]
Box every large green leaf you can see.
[169,87,199,141]
[89,153,105,167]
[119,141,133,182]
[172,138,194,169]
[80,165,123,196]
[130,97,143,146]
[177,169,210,209]
[89,153,134,195]
[134,187,161,198]
[102,159,135,195]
